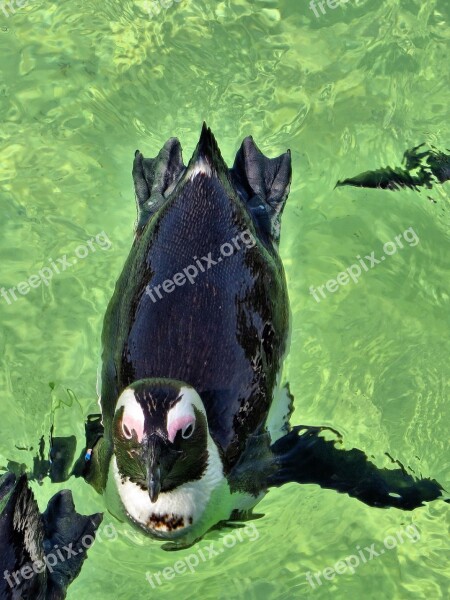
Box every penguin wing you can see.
[267,425,449,510]
[0,473,47,599]
[336,144,450,191]
[0,472,102,600]
[42,488,103,598]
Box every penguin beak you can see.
[147,436,163,503]
[146,435,180,503]
[148,466,161,503]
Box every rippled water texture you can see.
[0,0,449,598]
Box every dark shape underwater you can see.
[0,472,102,599]
[337,144,450,191]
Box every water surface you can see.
[0,0,449,598]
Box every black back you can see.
[101,125,291,472]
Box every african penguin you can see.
[83,124,448,548]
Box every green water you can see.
[0,0,449,598]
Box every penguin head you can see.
[111,379,223,537]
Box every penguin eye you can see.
[122,423,133,439]
[181,423,194,439]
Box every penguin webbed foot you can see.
[132,139,185,234]
[230,136,291,245]
[268,425,447,510]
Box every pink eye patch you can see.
[122,413,144,441]
[168,415,195,443]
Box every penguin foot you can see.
[268,425,448,510]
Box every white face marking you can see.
[115,389,145,442]
[166,387,202,443]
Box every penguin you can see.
[0,471,102,599]
[82,124,447,548]
[337,143,450,191]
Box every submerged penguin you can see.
[337,143,450,191]
[81,124,447,547]
[0,472,102,599]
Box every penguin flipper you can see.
[336,166,421,190]
[42,488,103,598]
[336,145,450,191]
[0,473,102,599]
[0,473,47,599]
[268,425,448,510]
